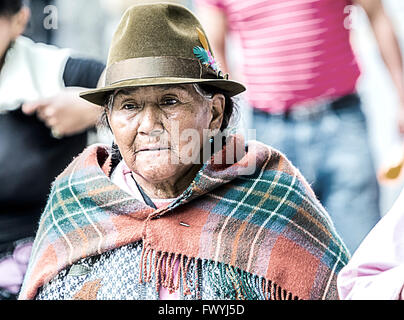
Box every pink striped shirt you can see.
[195,0,361,112]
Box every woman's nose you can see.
[137,104,164,136]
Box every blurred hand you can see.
[22,87,102,138]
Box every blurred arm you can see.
[22,87,102,137]
[355,0,404,132]
[195,3,229,74]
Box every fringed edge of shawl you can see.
[138,245,300,300]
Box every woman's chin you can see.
[131,151,199,185]
[133,163,182,184]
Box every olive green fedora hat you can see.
[80,2,246,106]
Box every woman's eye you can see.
[122,103,139,110]
[161,98,178,106]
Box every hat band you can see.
[105,56,218,86]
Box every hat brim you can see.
[79,77,246,106]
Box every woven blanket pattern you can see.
[19,136,349,300]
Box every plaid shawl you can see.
[19,135,349,300]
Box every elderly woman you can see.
[19,3,349,300]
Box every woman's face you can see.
[108,84,224,186]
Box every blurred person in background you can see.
[0,0,104,300]
[337,185,404,299]
[195,0,404,253]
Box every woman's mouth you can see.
[135,147,170,153]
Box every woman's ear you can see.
[11,7,31,40]
[209,93,225,132]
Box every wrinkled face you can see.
[107,84,224,185]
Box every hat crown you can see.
[107,3,207,67]
[79,2,246,106]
